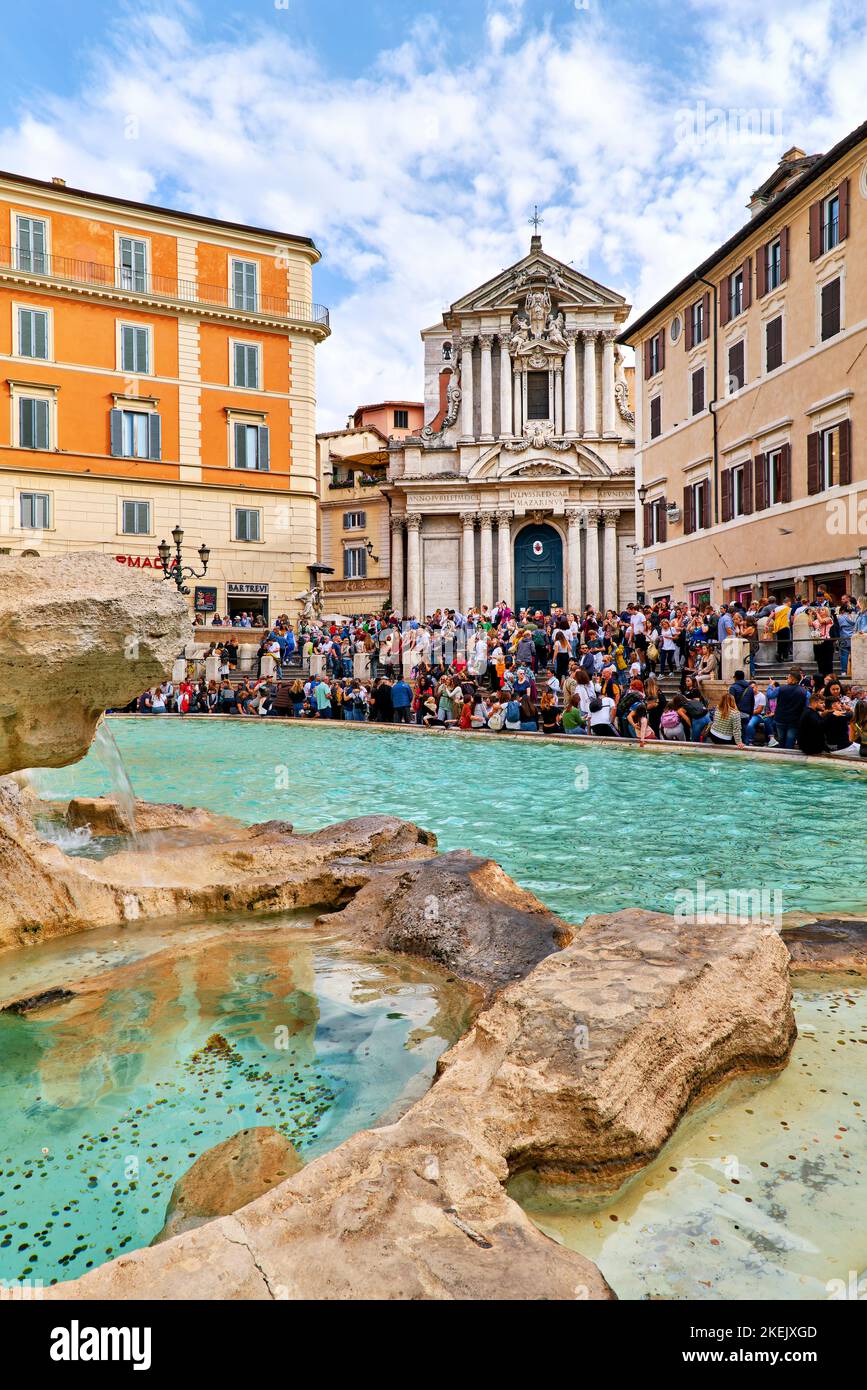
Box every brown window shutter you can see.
[658,330,665,372]
[754,453,767,510]
[683,485,695,535]
[781,443,792,502]
[780,225,789,281]
[644,339,652,378]
[807,433,820,494]
[756,244,767,298]
[658,499,667,543]
[702,290,710,338]
[809,201,822,260]
[719,275,730,326]
[742,461,753,514]
[838,179,850,240]
[643,503,653,548]
[721,468,733,523]
[742,256,752,309]
[685,304,694,351]
[838,419,852,485]
[703,478,711,527]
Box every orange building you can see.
[0,170,329,624]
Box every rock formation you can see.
[0,553,189,776]
[782,917,867,974]
[44,906,794,1302]
[153,1128,304,1245]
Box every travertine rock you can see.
[782,917,867,974]
[153,1127,303,1244]
[45,908,794,1302]
[0,553,189,776]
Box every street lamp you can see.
[638,483,649,506]
[158,525,211,596]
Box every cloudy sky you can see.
[1,0,864,427]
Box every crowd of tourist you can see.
[131,592,867,760]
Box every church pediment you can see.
[449,243,627,317]
[467,444,615,482]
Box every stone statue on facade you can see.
[297,584,323,621]
[526,288,551,340]
[545,309,568,350]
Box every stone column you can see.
[565,507,583,614]
[479,512,494,611]
[406,514,422,619]
[496,509,513,608]
[389,515,405,617]
[460,335,475,440]
[499,337,513,437]
[564,332,578,437]
[582,331,598,437]
[460,511,477,614]
[585,509,601,611]
[554,366,564,435]
[602,509,619,612]
[513,365,523,437]
[601,330,617,436]
[479,334,494,440]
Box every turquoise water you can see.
[514,977,867,1301]
[0,914,467,1286]
[32,717,867,923]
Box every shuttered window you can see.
[120,324,150,373]
[15,215,47,273]
[233,342,260,388]
[649,395,661,439]
[691,367,705,415]
[727,340,745,393]
[17,307,49,359]
[118,237,147,292]
[820,279,841,341]
[765,316,783,372]
[122,500,151,535]
[232,259,258,311]
[110,408,161,460]
[235,508,261,542]
[233,422,270,471]
[19,397,50,450]
[20,491,50,529]
[344,546,367,579]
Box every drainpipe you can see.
[694,273,720,526]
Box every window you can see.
[643,497,667,547]
[343,511,366,530]
[649,395,662,439]
[110,408,161,460]
[727,339,745,393]
[765,239,782,292]
[120,323,150,374]
[690,299,704,346]
[822,193,840,254]
[819,429,835,490]
[393,409,409,429]
[233,342,260,389]
[19,397,50,450]
[729,269,744,320]
[232,259,258,311]
[646,332,663,376]
[526,371,549,419]
[17,306,49,359]
[117,237,147,292]
[754,446,791,511]
[20,491,50,529]
[722,463,751,521]
[122,500,151,535]
[765,316,783,372]
[235,508,261,542]
[344,545,367,579]
[807,423,851,495]
[15,215,47,273]
[683,478,710,534]
[233,421,270,471]
[821,278,841,341]
[691,367,705,415]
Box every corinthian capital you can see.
[405,514,423,531]
[390,514,406,532]
[459,511,478,527]
[478,511,495,530]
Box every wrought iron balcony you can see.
[0,245,330,329]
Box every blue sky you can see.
[1,0,864,426]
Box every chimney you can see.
[51,176,66,186]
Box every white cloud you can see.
[0,1,864,426]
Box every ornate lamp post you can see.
[157,525,211,595]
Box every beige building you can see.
[622,120,867,608]
[0,170,329,625]
[387,235,636,618]
[316,401,423,614]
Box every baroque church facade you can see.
[386,234,636,618]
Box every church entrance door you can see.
[513,523,563,615]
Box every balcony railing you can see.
[0,245,330,329]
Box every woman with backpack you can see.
[660,694,691,741]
